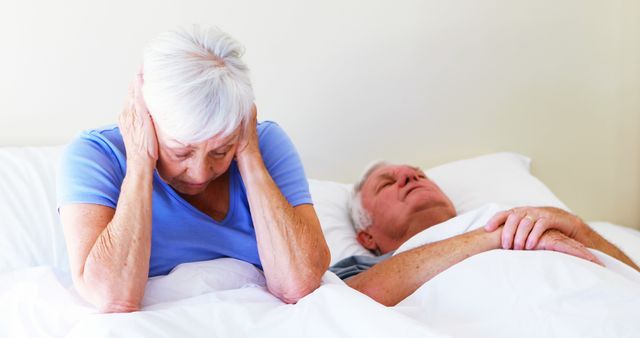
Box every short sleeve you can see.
[258,121,313,207]
[329,253,393,280]
[56,132,125,211]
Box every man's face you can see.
[358,164,456,253]
[155,126,241,196]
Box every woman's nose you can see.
[188,160,213,183]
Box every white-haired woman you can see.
[57,26,330,313]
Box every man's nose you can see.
[397,169,419,187]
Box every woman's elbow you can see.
[271,267,328,303]
[86,289,142,313]
[98,300,140,313]
[274,278,322,304]
[74,274,142,313]
[91,290,142,313]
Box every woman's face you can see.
[155,126,241,196]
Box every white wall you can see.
[1,0,638,228]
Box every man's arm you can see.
[346,228,500,306]
[577,224,639,270]
[485,207,640,271]
[346,228,600,306]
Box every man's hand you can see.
[235,104,260,163]
[484,206,589,250]
[118,71,158,171]
[532,229,602,265]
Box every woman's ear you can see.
[356,230,378,251]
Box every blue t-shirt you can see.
[57,121,313,277]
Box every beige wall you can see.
[1,0,638,228]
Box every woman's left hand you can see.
[484,206,590,250]
[235,104,260,163]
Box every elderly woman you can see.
[57,26,330,313]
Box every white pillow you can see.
[311,152,570,264]
[426,152,569,214]
[0,146,69,273]
[309,179,373,265]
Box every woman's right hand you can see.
[119,72,159,171]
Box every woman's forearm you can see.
[238,153,330,303]
[80,165,154,312]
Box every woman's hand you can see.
[118,72,158,171]
[484,206,590,250]
[235,104,260,163]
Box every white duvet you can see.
[2,204,639,338]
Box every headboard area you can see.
[1,0,638,228]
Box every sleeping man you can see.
[330,161,640,306]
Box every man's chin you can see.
[406,189,439,203]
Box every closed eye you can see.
[212,151,228,158]
[210,145,232,159]
[174,152,192,159]
[375,179,394,194]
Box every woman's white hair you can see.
[142,25,254,143]
[350,160,390,233]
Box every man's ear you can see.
[357,230,378,251]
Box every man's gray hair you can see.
[142,25,254,143]
[350,160,390,233]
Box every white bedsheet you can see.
[0,260,443,338]
[395,204,640,337]
[2,204,640,338]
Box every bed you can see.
[1,146,639,338]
